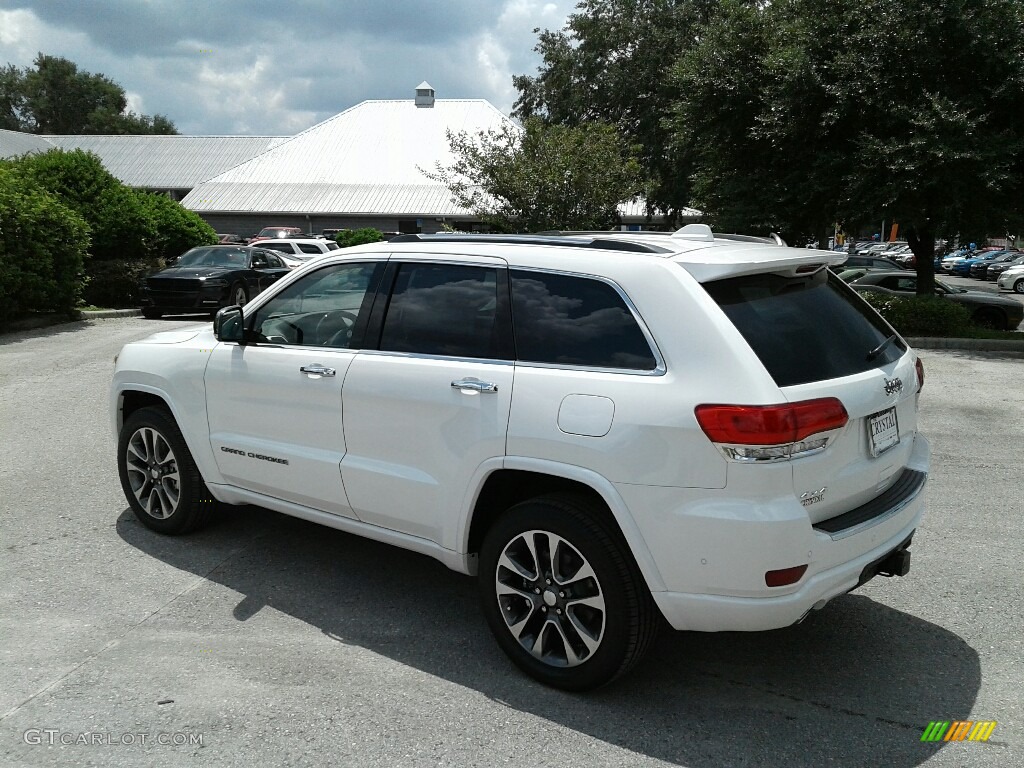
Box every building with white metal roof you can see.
[0,131,285,200]
[181,84,523,235]
[2,84,682,236]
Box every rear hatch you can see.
[700,267,921,525]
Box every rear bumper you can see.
[637,433,930,632]
[653,514,921,632]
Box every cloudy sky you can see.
[0,0,578,136]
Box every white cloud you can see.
[1,1,578,135]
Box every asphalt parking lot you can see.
[1,317,1021,768]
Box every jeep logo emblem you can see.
[884,377,903,396]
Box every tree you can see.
[672,0,1024,293]
[0,64,27,131]
[335,228,385,247]
[2,54,178,135]
[513,1,741,222]
[428,118,644,232]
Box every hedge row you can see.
[859,291,975,336]
[1,148,218,316]
[0,169,89,319]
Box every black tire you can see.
[117,406,216,534]
[1014,279,1024,295]
[478,494,659,691]
[971,308,1003,330]
[142,307,162,319]
[228,282,248,307]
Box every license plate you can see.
[867,406,900,457]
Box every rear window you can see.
[702,269,905,387]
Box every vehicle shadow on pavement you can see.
[117,505,980,768]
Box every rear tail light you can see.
[695,398,849,462]
[915,357,925,391]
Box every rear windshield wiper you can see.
[866,333,899,362]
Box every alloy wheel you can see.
[495,529,606,668]
[124,427,180,519]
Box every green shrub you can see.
[82,257,164,308]
[860,292,974,336]
[135,191,217,261]
[6,148,154,261]
[335,228,385,247]
[0,169,89,320]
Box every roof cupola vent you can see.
[415,81,435,108]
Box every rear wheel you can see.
[478,494,659,691]
[117,406,216,534]
[142,307,162,319]
[971,308,1003,330]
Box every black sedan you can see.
[987,254,1024,281]
[141,245,291,319]
[843,270,1024,330]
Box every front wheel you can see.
[1014,279,1024,295]
[478,495,659,691]
[228,282,248,307]
[117,406,216,534]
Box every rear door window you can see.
[703,269,905,387]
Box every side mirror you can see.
[214,305,245,342]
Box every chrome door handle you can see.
[451,378,498,393]
[300,364,336,377]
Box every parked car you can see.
[139,245,291,318]
[968,251,1017,278]
[113,227,929,690]
[952,251,1006,277]
[986,254,1024,281]
[258,237,341,268]
[248,226,303,243]
[839,255,904,271]
[845,270,1024,330]
[996,264,1024,294]
[217,233,245,245]
[939,249,970,272]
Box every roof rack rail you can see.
[714,232,789,247]
[388,233,669,254]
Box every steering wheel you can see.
[315,310,358,347]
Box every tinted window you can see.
[262,243,295,254]
[380,263,501,359]
[298,243,323,254]
[249,262,383,348]
[510,270,656,370]
[703,270,905,387]
[263,252,285,269]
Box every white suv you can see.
[258,237,340,268]
[111,227,929,690]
